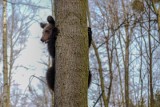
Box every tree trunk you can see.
[54,1,88,107]
[115,41,125,107]
[92,41,107,107]
[124,27,130,107]
[2,0,10,107]
[8,4,15,104]
[121,0,130,106]
[148,5,154,107]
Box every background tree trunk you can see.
[148,5,154,107]
[121,0,130,106]
[54,0,88,107]
[92,41,107,107]
[2,0,10,107]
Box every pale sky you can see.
[7,0,52,90]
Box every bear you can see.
[40,16,92,91]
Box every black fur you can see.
[40,16,92,91]
[46,62,55,90]
[47,28,58,58]
[88,27,92,47]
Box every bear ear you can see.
[47,16,55,26]
[40,23,47,28]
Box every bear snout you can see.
[40,38,45,42]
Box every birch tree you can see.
[2,0,10,107]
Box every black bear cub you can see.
[40,16,92,91]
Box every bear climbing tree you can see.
[40,16,92,91]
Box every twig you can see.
[93,91,104,107]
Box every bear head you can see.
[40,16,55,43]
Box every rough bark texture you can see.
[2,0,10,107]
[54,1,88,107]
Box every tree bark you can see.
[124,25,130,107]
[54,1,88,107]
[2,0,10,107]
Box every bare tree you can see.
[1,0,39,106]
[2,0,10,106]
[8,1,38,106]
[92,41,107,107]
[54,0,89,106]
[1,0,160,106]
[27,76,51,107]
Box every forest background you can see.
[1,0,160,107]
